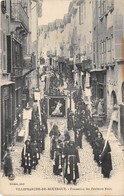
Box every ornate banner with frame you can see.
[47,95,67,118]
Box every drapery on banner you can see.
[34,91,41,101]
[23,108,32,120]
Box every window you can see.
[103,0,107,14]
[79,2,85,25]
[107,0,114,12]
[98,0,101,18]
[100,39,106,65]
[2,33,7,71]
[101,0,104,16]
[114,15,124,59]
[107,38,111,63]
[1,0,6,14]
[101,41,104,64]
[99,0,107,19]
[3,55,6,71]
[93,41,96,64]
[103,40,106,64]
[122,82,124,102]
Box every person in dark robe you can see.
[38,125,46,153]
[64,141,80,184]
[21,140,32,174]
[67,109,74,131]
[74,128,83,148]
[41,111,48,134]
[74,118,83,148]
[3,149,13,177]
[31,140,40,169]
[99,140,113,178]
[53,137,63,175]
[93,132,104,166]
[64,130,70,142]
[49,124,61,159]
[49,124,61,138]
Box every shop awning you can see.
[0,80,15,87]
[22,68,35,77]
[90,68,106,73]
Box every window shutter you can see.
[114,15,124,59]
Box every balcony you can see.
[23,53,36,69]
[22,54,36,76]
[10,3,29,32]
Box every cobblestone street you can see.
[1,127,124,185]
[1,126,124,196]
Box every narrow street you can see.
[1,1,124,196]
[2,128,124,186]
[1,74,124,194]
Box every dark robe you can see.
[23,153,32,174]
[53,140,63,175]
[93,137,103,165]
[31,143,40,169]
[21,145,32,174]
[74,128,83,148]
[38,128,46,153]
[100,141,112,178]
[64,146,80,182]
[21,144,31,167]
[3,153,13,177]
[49,128,61,159]
[67,112,74,130]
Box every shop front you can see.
[90,69,106,103]
[1,82,15,167]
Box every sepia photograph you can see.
[0,0,124,196]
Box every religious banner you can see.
[47,95,67,118]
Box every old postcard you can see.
[0,0,124,196]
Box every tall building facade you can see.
[38,0,124,143]
[92,0,124,142]
[0,0,43,168]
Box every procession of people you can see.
[48,97,113,184]
[2,70,113,184]
[21,103,47,175]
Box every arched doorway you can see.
[111,90,117,108]
[111,90,118,137]
[122,82,124,102]
[120,82,124,144]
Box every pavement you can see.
[1,80,124,196]
[0,123,124,196]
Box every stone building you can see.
[0,0,43,168]
[38,0,124,143]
